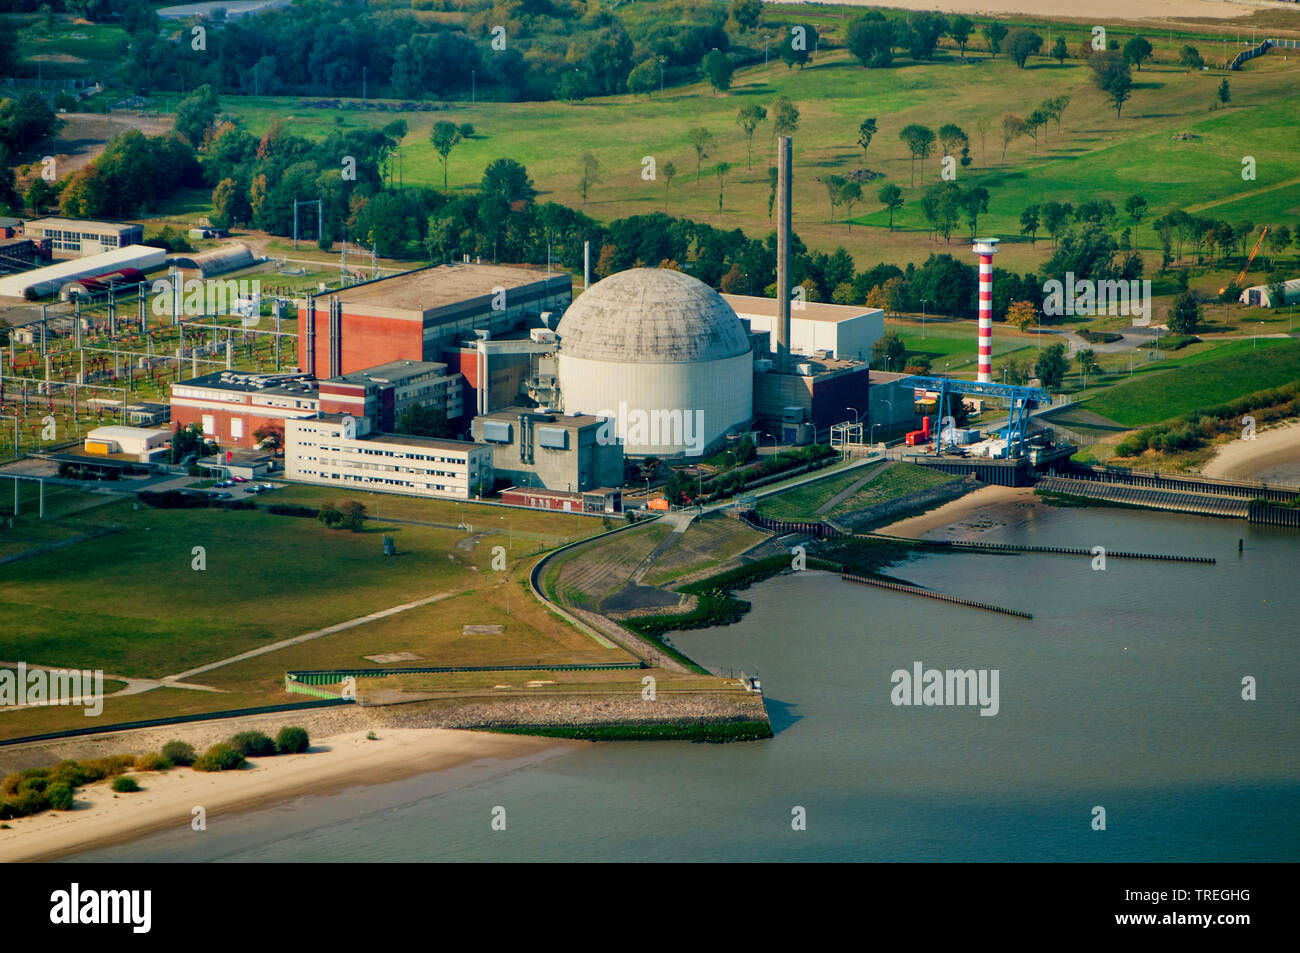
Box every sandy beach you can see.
[780,0,1261,21]
[0,728,573,863]
[875,484,1044,538]
[1200,421,1300,486]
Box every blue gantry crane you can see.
[893,376,1051,459]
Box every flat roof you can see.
[722,294,881,324]
[327,360,448,384]
[362,432,489,452]
[25,217,141,232]
[87,426,170,440]
[313,263,568,315]
[478,406,608,430]
[502,486,619,500]
[176,371,318,400]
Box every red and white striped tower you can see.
[972,238,999,383]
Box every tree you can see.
[578,152,601,204]
[950,16,974,58]
[663,161,676,210]
[0,30,18,79]
[857,117,877,156]
[688,127,713,183]
[1217,79,1231,107]
[1179,45,1204,70]
[627,59,658,97]
[780,24,818,69]
[1048,94,1071,132]
[737,105,767,168]
[1266,225,1292,266]
[430,121,462,190]
[999,114,1024,160]
[1124,194,1148,223]
[480,158,536,204]
[839,180,862,232]
[878,183,904,231]
[846,12,895,68]
[1089,52,1134,117]
[938,123,968,159]
[318,501,343,529]
[1001,352,1033,385]
[871,330,908,371]
[963,186,989,239]
[24,176,58,215]
[1006,299,1038,331]
[899,124,936,187]
[1124,36,1153,71]
[1020,205,1041,245]
[982,21,1009,58]
[729,0,763,31]
[771,96,800,138]
[396,404,452,439]
[1034,342,1069,388]
[703,49,733,94]
[1169,291,1201,335]
[1076,347,1097,381]
[1051,35,1069,64]
[337,500,367,532]
[174,85,220,149]
[824,174,846,223]
[252,424,283,455]
[1006,30,1043,69]
[170,423,212,464]
[715,161,731,213]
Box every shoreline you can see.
[0,727,575,863]
[874,484,1043,539]
[1199,420,1300,486]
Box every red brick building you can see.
[297,263,570,378]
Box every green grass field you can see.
[207,31,1300,274]
[0,489,609,681]
[756,462,957,521]
[1083,338,1300,426]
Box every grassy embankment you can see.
[0,486,649,739]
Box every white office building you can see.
[285,414,492,500]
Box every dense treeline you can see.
[108,0,763,104]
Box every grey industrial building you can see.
[471,406,624,493]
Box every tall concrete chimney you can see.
[776,135,793,373]
[584,240,591,291]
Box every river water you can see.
[72,504,1298,862]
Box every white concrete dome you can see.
[556,268,752,364]
[556,268,753,458]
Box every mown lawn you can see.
[1084,338,1300,426]
[0,487,606,679]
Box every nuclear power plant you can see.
[162,134,897,502]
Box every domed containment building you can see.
[556,268,754,458]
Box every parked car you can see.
[243,485,262,494]
[258,483,275,491]
[212,491,233,500]
[231,476,248,483]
